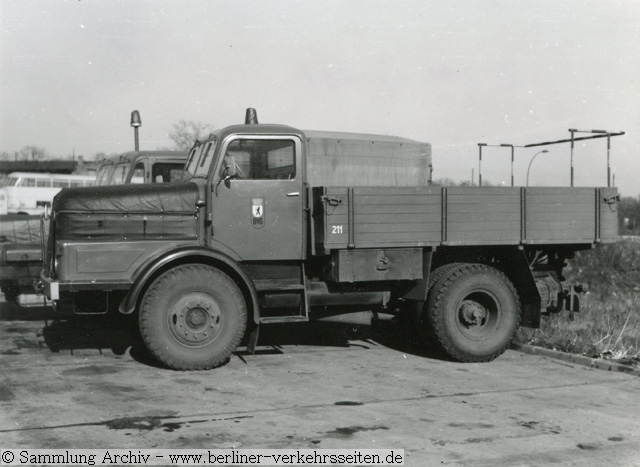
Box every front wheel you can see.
[1,280,20,303]
[424,263,520,362]
[139,264,247,370]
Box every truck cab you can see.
[183,124,306,261]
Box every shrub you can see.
[516,240,640,360]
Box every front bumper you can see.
[40,270,59,300]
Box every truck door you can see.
[209,135,304,261]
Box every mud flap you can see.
[246,324,260,354]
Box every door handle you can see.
[287,192,300,197]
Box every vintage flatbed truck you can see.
[0,151,186,302]
[40,109,619,370]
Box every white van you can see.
[0,172,95,215]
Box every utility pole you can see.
[477,144,485,186]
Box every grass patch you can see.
[516,240,640,362]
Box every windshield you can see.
[113,162,131,185]
[95,165,115,186]
[183,140,217,179]
[2,177,20,187]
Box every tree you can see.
[92,151,119,162]
[169,120,215,151]
[432,177,486,187]
[19,146,48,161]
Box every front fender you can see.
[118,246,260,326]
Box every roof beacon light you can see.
[130,110,142,127]
[245,108,259,125]
[130,110,142,151]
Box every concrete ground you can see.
[1,299,639,467]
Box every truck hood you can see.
[53,181,199,214]
[52,182,201,241]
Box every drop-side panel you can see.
[524,188,596,244]
[445,187,521,245]
[314,186,441,253]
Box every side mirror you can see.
[224,154,237,179]
[216,155,236,194]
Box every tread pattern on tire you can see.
[420,263,464,339]
[428,263,464,289]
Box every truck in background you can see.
[40,109,619,369]
[94,151,186,186]
[0,151,187,303]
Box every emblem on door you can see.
[251,197,265,229]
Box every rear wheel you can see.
[139,264,247,370]
[424,263,520,362]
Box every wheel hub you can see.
[186,308,207,327]
[459,300,487,327]
[170,294,223,347]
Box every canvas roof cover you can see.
[304,131,431,187]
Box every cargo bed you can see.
[312,186,619,254]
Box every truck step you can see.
[259,315,309,324]
[254,279,305,292]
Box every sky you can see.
[1,0,639,197]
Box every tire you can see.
[405,263,463,330]
[428,263,463,289]
[414,263,464,338]
[424,263,520,362]
[1,280,20,303]
[139,264,247,370]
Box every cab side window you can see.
[221,139,295,180]
[152,162,184,183]
[131,163,145,184]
